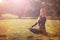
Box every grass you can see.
[0,19,60,40]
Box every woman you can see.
[29,8,47,34]
[38,8,46,33]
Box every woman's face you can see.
[40,8,46,17]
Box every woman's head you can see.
[40,8,46,17]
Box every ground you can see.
[0,19,60,40]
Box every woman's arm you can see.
[31,16,40,27]
[31,22,38,27]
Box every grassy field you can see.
[0,19,60,40]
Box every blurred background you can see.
[0,0,60,40]
[0,0,59,19]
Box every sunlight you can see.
[0,0,4,3]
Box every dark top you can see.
[38,17,46,26]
